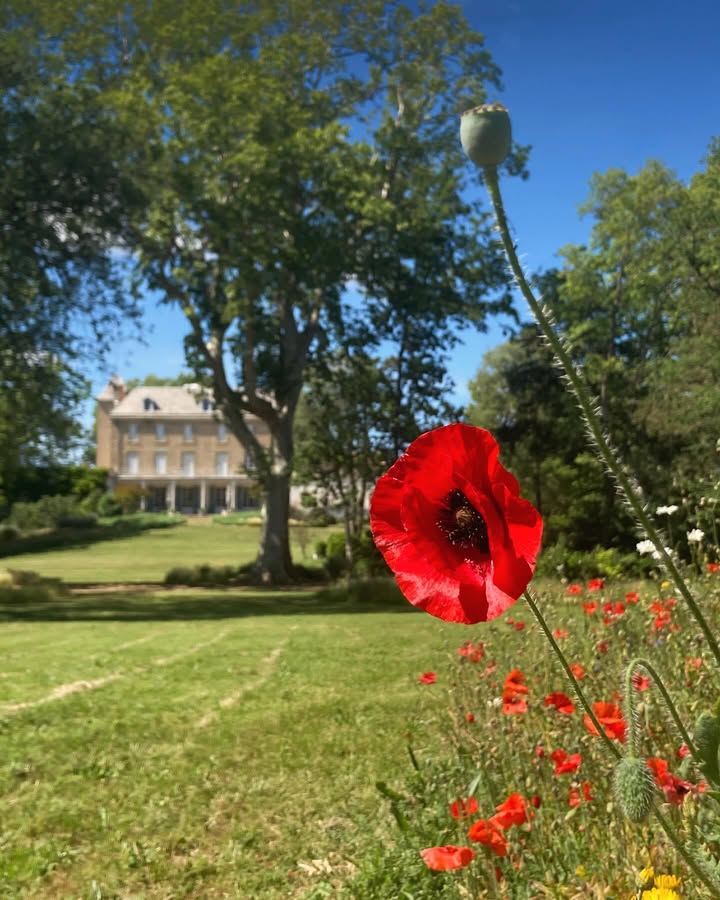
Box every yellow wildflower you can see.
[636,867,655,890]
[654,874,681,890]
[641,888,681,900]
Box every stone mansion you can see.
[95,376,268,514]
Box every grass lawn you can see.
[2,520,334,584]
[0,584,465,899]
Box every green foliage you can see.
[96,493,123,518]
[210,511,263,525]
[9,495,83,532]
[111,485,150,515]
[536,541,654,580]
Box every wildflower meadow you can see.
[351,105,720,899]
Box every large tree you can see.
[0,11,142,505]
[17,1,523,580]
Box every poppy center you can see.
[437,488,490,553]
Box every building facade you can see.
[96,377,268,514]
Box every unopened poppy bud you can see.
[613,757,655,823]
[460,102,512,168]
[694,712,720,784]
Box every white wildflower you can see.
[656,505,679,516]
[636,540,656,555]
[687,528,705,543]
[651,546,672,560]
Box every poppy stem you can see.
[626,657,697,758]
[483,164,720,677]
[652,803,720,897]
[522,588,621,760]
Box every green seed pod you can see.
[613,757,656,823]
[460,102,512,168]
[694,712,720,785]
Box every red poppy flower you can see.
[595,639,610,654]
[370,424,543,624]
[467,819,508,857]
[450,797,479,820]
[531,794,542,808]
[458,640,485,662]
[565,583,583,596]
[503,669,528,697]
[631,673,651,692]
[544,692,575,715]
[491,792,532,828]
[552,628,569,639]
[502,695,528,715]
[550,748,582,776]
[419,672,437,684]
[587,578,605,592]
[707,562,719,574]
[570,663,585,679]
[513,621,526,631]
[568,781,594,807]
[625,591,640,603]
[583,601,598,615]
[465,712,476,723]
[677,744,690,759]
[647,758,695,806]
[421,845,476,871]
[583,702,626,742]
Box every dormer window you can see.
[143,397,158,411]
[128,423,139,441]
[201,397,213,411]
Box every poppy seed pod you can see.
[613,757,656,823]
[460,102,512,167]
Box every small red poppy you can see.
[707,562,719,574]
[492,792,532,828]
[552,628,569,639]
[550,748,582,776]
[450,797,479,820]
[570,663,585,679]
[419,672,437,684]
[583,601,598,615]
[370,424,543,624]
[587,578,605,592]
[421,845,476,870]
[467,819,508,857]
[631,673,651,692]
[565,583,583,596]
[647,758,695,806]
[583,702,626,742]
[544,692,575,715]
[465,712,476,723]
[625,591,640,603]
[502,695,528,715]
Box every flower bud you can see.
[613,757,656,823]
[694,712,720,784]
[460,103,512,168]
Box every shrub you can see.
[0,525,18,542]
[305,507,335,527]
[97,493,123,518]
[536,540,654,580]
[112,485,149,514]
[56,512,98,529]
[9,495,80,532]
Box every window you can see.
[201,397,213,411]
[183,424,193,441]
[126,452,139,475]
[217,423,228,442]
[143,397,158,411]
[215,452,229,476]
[128,423,139,441]
[154,452,167,475]
[244,450,256,471]
[155,423,166,441]
[181,452,195,476]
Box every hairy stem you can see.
[484,164,720,674]
[523,588,621,760]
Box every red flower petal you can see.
[370,425,543,624]
[583,702,626,742]
[450,797,479,820]
[544,692,575,715]
[421,845,476,870]
[467,819,508,857]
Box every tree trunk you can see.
[257,469,293,584]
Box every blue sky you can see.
[90,0,720,413]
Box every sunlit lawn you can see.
[1,520,333,583]
[0,584,466,899]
